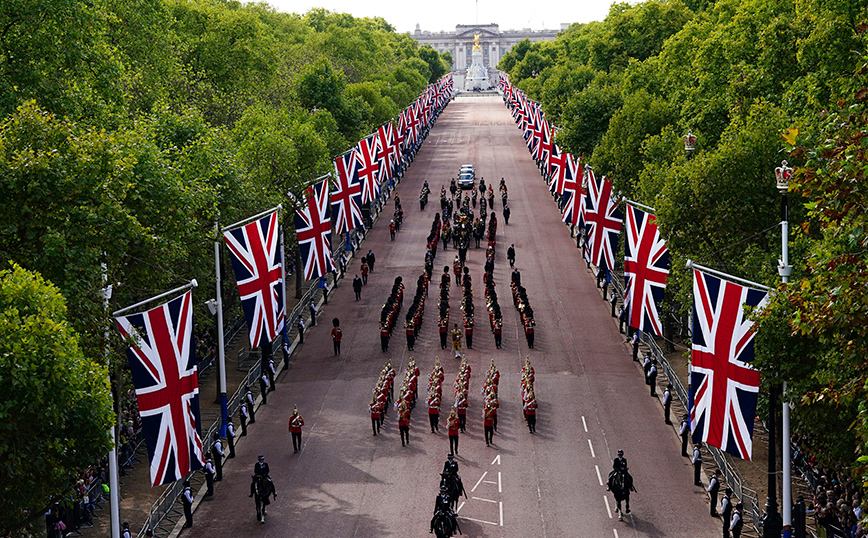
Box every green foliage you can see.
[0,263,112,534]
[557,72,624,156]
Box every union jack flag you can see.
[548,147,568,195]
[115,290,205,487]
[375,122,396,183]
[356,134,380,204]
[689,269,768,460]
[295,178,335,280]
[223,210,285,348]
[332,151,363,235]
[561,156,585,226]
[623,205,670,336]
[583,170,623,270]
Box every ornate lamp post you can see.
[775,160,794,538]
[684,129,696,159]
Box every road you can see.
[180,95,720,538]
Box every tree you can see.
[0,263,113,535]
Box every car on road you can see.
[458,164,475,189]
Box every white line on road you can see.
[456,501,465,513]
[604,496,612,519]
[491,454,501,465]
[613,529,620,538]
[588,438,596,458]
[472,497,498,503]
[498,471,502,493]
[499,501,504,526]
[582,415,588,432]
[596,465,603,486]
[472,471,487,492]
[458,515,498,526]
[482,480,497,484]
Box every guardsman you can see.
[203,454,215,497]
[439,316,449,349]
[398,401,411,446]
[465,319,473,350]
[380,321,390,352]
[483,403,495,447]
[331,318,343,355]
[361,259,369,285]
[456,389,468,433]
[451,323,463,358]
[523,390,537,433]
[493,318,503,349]
[447,408,461,454]
[428,390,441,433]
[370,396,382,436]
[289,405,305,453]
[182,480,194,527]
[389,218,396,240]
[487,387,499,432]
[405,320,415,351]
[453,256,462,285]
[441,265,451,288]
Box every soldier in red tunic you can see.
[370,396,382,436]
[523,391,537,433]
[483,404,495,447]
[288,405,305,453]
[447,408,461,454]
[398,401,411,446]
[428,391,441,433]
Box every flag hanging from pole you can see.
[583,171,623,270]
[623,205,670,336]
[223,210,286,348]
[115,290,205,486]
[689,269,768,460]
[332,151,364,235]
[294,178,335,280]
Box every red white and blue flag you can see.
[375,122,397,183]
[548,147,568,195]
[623,205,670,336]
[115,290,205,487]
[689,269,768,460]
[582,170,623,270]
[561,156,585,226]
[223,210,286,348]
[356,134,381,204]
[332,151,364,235]
[295,178,335,280]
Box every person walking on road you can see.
[353,275,362,300]
[507,244,516,268]
[483,403,495,446]
[361,260,369,285]
[503,204,510,225]
[331,318,343,355]
[398,401,411,446]
[447,408,460,454]
[366,250,376,272]
[428,391,441,433]
[289,405,305,453]
[370,397,382,436]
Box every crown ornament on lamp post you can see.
[775,160,793,193]
[684,130,696,154]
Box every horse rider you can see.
[613,449,628,472]
[254,454,270,478]
[430,485,455,533]
[442,453,459,477]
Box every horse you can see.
[431,507,461,538]
[439,472,466,510]
[606,469,636,521]
[250,474,276,523]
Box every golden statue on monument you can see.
[473,32,482,53]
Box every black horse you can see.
[431,507,461,538]
[606,469,636,520]
[439,472,466,510]
[250,474,276,523]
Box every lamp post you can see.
[684,129,696,160]
[776,160,794,538]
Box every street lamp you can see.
[684,129,696,159]
[775,160,794,538]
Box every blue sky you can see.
[264,0,618,34]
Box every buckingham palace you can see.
[411,23,564,89]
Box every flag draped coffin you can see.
[623,205,670,336]
[295,178,335,280]
[688,269,768,460]
[582,171,623,270]
[332,151,364,235]
[115,290,205,486]
[223,210,286,348]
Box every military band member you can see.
[447,408,460,454]
[398,401,411,446]
[451,324,462,358]
[428,391,441,433]
[523,390,537,433]
[370,397,382,436]
[483,404,495,446]
[456,389,468,433]
[289,405,305,453]
[493,319,503,349]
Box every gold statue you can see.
[473,32,482,53]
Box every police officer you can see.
[708,469,722,516]
[693,443,703,486]
[680,415,690,457]
[721,487,733,538]
[443,453,459,476]
[121,522,132,538]
[240,402,250,436]
[647,359,658,397]
[182,480,194,527]
[211,436,224,481]
[730,502,744,538]
[254,454,270,477]
[245,387,256,423]
[662,384,673,424]
[259,371,270,405]
[226,420,236,458]
[203,454,215,497]
[613,449,628,471]
[431,485,453,533]
[267,358,276,392]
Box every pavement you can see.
[165,95,723,537]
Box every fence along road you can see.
[179,95,721,537]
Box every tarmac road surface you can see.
[180,95,720,538]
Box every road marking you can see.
[588,439,596,458]
[458,515,498,526]
[498,471,502,493]
[499,501,504,526]
[582,416,588,432]
[472,496,497,503]
[472,471,487,492]
[482,480,497,484]
[456,501,465,513]
[596,465,603,486]
[604,496,612,519]
[491,454,501,465]
[613,529,620,538]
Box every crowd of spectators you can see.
[792,434,865,537]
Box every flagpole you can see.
[685,260,770,291]
[279,208,290,370]
[101,264,121,538]
[222,204,283,233]
[213,221,228,437]
[112,280,198,317]
[623,199,656,213]
[777,161,794,538]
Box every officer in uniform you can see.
[226,420,236,458]
[721,487,733,538]
[446,408,461,454]
[662,384,673,424]
[507,244,516,268]
[647,359,658,396]
[245,387,256,423]
[259,371,269,405]
[240,402,249,436]
[211,436,224,481]
[730,502,744,538]
[708,469,722,516]
[254,454,270,477]
[428,391,441,433]
[693,443,704,486]
[613,449,628,471]
[267,358,276,392]
[680,415,690,457]
[431,485,454,533]
[443,453,459,476]
[182,480,194,527]
[451,324,462,358]
[289,405,305,453]
[203,454,215,497]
